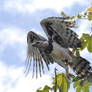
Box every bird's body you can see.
[48,41,71,74]
[51,42,72,62]
[26,17,92,79]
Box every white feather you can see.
[50,42,72,62]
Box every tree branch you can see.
[54,68,57,92]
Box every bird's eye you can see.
[36,42,40,44]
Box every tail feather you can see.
[69,56,91,79]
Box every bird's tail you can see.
[68,56,92,79]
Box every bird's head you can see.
[27,31,46,44]
[32,41,49,48]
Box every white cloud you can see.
[7,75,51,92]
[0,61,23,92]
[3,0,90,13]
[0,61,51,92]
[0,27,47,61]
[0,27,26,46]
[0,27,27,60]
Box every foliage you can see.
[36,73,92,92]
[87,7,92,20]
[36,85,53,92]
[36,73,70,92]
[73,80,92,92]
[36,6,92,92]
[52,73,70,92]
[80,34,92,52]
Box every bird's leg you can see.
[60,61,71,79]
[65,67,70,79]
[65,66,74,79]
[64,59,74,78]
[57,59,74,79]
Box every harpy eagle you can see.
[26,17,92,79]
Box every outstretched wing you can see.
[26,31,53,77]
[40,17,82,48]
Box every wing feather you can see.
[26,31,53,77]
[40,17,82,48]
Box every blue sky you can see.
[0,0,92,92]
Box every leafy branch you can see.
[36,72,92,92]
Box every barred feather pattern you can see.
[40,17,82,48]
[25,31,53,77]
[67,56,92,79]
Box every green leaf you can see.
[80,33,90,51]
[54,73,63,87]
[36,85,53,92]
[61,11,69,18]
[72,48,80,56]
[82,86,89,92]
[76,85,81,92]
[62,76,69,92]
[82,33,90,42]
[86,7,92,20]
[71,16,75,19]
[73,79,92,92]
[73,80,81,88]
[77,14,82,19]
[85,81,92,87]
[75,50,80,56]
[53,73,70,92]
[36,89,43,92]
[82,83,89,92]
[87,7,92,12]
[87,35,92,52]
[43,85,50,92]
[80,41,87,50]
[72,76,80,82]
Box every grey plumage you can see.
[40,17,82,48]
[40,17,91,79]
[25,31,53,77]
[26,17,92,79]
[68,56,91,78]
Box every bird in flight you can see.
[26,17,92,79]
